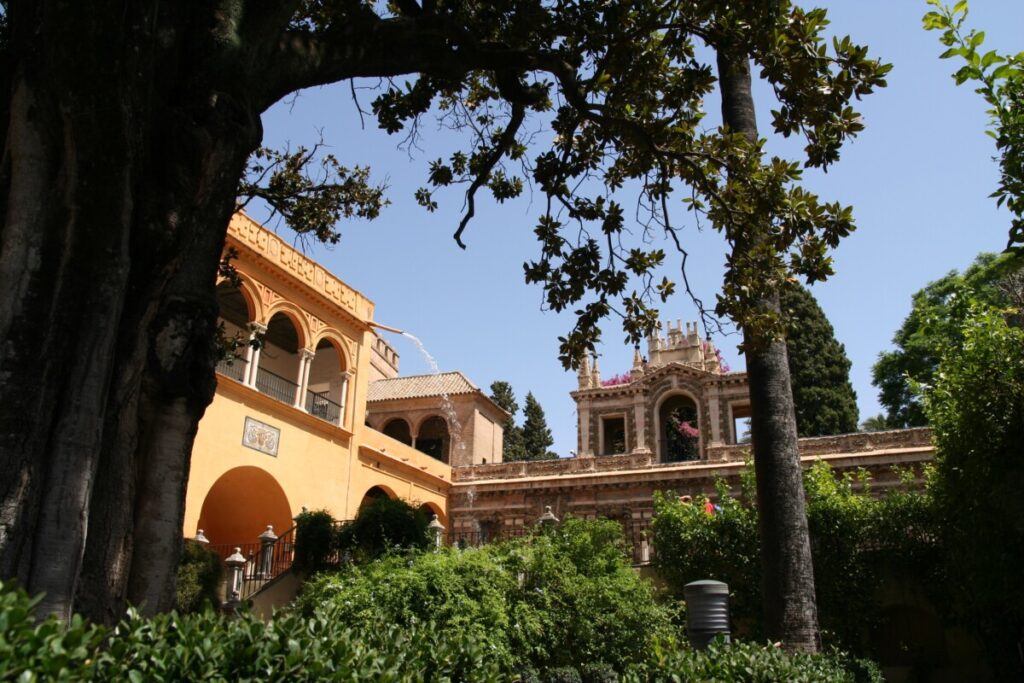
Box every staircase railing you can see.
[209,525,296,601]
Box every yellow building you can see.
[183,213,490,549]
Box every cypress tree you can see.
[781,283,860,436]
[521,392,557,461]
[488,381,528,462]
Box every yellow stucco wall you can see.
[183,214,450,547]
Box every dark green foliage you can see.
[652,462,935,656]
[544,667,582,683]
[0,578,879,683]
[299,518,678,674]
[0,580,506,682]
[174,540,222,614]
[336,496,429,560]
[293,509,336,572]
[781,282,859,436]
[521,392,557,460]
[924,304,1024,677]
[871,253,1022,427]
[621,640,883,683]
[859,414,888,432]
[490,380,528,462]
[580,662,619,683]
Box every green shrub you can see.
[175,539,223,613]
[298,517,678,674]
[293,508,336,572]
[544,666,582,683]
[621,640,884,683]
[579,662,619,683]
[336,496,429,560]
[0,579,508,682]
[652,461,936,655]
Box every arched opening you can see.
[416,416,450,463]
[215,281,254,382]
[659,394,701,463]
[359,485,395,511]
[197,466,292,547]
[255,312,302,404]
[305,338,347,423]
[382,418,413,446]
[418,502,446,527]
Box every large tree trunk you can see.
[0,1,262,622]
[716,50,820,652]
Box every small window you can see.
[601,416,626,455]
[731,403,752,445]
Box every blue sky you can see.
[253,2,1023,456]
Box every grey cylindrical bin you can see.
[684,579,730,649]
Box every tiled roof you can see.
[367,372,480,402]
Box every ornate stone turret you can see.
[577,354,592,390]
[630,346,645,380]
[590,354,602,388]
[646,319,724,373]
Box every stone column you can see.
[245,322,267,388]
[632,392,650,454]
[295,349,315,409]
[337,371,352,427]
[579,401,592,456]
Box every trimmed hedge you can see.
[175,539,222,613]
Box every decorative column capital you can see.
[299,348,316,361]
[249,321,268,334]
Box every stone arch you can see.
[196,466,292,547]
[359,484,396,511]
[255,311,305,403]
[310,331,351,372]
[415,415,450,464]
[305,335,350,421]
[655,390,702,463]
[418,501,447,528]
[382,417,413,446]
[262,301,310,349]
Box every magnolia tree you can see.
[0,1,887,649]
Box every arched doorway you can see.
[256,312,302,404]
[659,394,701,463]
[196,466,292,546]
[382,418,413,446]
[416,416,450,463]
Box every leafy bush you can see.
[0,579,507,682]
[298,517,678,674]
[293,508,336,572]
[621,640,884,683]
[336,496,429,560]
[924,303,1024,677]
[652,461,935,655]
[0,578,880,683]
[175,539,223,613]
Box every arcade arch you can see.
[382,418,413,446]
[416,416,450,463]
[196,466,292,546]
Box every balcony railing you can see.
[215,357,248,383]
[254,367,299,405]
[306,390,341,424]
[214,362,343,427]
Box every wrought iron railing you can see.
[254,367,299,405]
[209,525,296,601]
[306,390,341,424]
[215,357,248,383]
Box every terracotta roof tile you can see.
[367,372,479,402]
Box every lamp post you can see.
[193,529,209,545]
[538,505,559,528]
[427,514,446,548]
[258,525,278,578]
[224,547,247,610]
